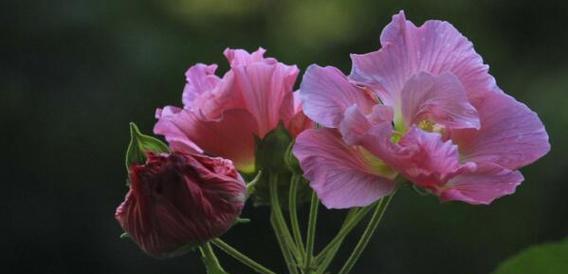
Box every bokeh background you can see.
[2,0,567,273]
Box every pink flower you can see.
[293,11,550,208]
[155,48,312,173]
[115,152,246,257]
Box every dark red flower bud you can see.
[115,152,246,257]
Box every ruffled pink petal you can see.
[339,104,393,145]
[224,47,277,66]
[359,125,462,187]
[299,65,376,128]
[293,128,395,209]
[437,163,524,205]
[396,128,463,186]
[154,108,259,173]
[182,64,221,108]
[452,91,550,170]
[350,10,496,106]
[230,57,299,137]
[400,72,479,130]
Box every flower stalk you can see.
[337,190,397,274]
[211,239,276,274]
[303,191,319,273]
[288,174,305,254]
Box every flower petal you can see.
[452,91,550,170]
[224,47,277,66]
[182,64,221,108]
[339,104,393,145]
[397,127,462,186]
[299,65,376,128]
[350,10,495,106]
[437,163,524,205]
[230,58,299,137]
[360,126,462,187]
[293,128,395,209]
[286,92,315,138]
[154,108,259,173]
[400,72,479,130]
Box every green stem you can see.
[200,242,226,273]
[315,206,372,263]
[303,191,319,272]
[337,191,397,274]
[271,214,299,274]
[269,173,300,274]
[211,239,276,274]
[288,174,305,255]
[314,208,360,274]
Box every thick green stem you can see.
[303,191,319,273]
[288,174,305,255]
[337,191,397,274]
[269,173,300,274]
[211,239,276,274]
[199,242,226,273]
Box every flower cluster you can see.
[114,10,550,273]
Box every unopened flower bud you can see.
[115,152,246,258]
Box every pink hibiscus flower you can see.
[155,48,311,173]
[293,11,550,208]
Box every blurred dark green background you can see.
[2,0,567,273]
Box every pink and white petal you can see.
[154,108,259,173]
[437,163,524,205]
[350,10,496,105]
[299,65,376,128]
[453,91,550,170]
[182,64,221,108]
[397,127,462,187]
[400,72,479,130]
[231,61,299,137]
[293,128,395,209]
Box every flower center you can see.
[355,146,398,180]
[418,119,445,134]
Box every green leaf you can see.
[493,238,568,274]
[125,122,169,170]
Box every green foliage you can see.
[125,122,169,170]
[493,238,568,274]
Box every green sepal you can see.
[234,218,251,224]
[411,184,430,196]
[125,122,169,170]
[254,123,292,174]
[119,232,129,239]
[245,170,262,198]
[247,123,311,207]
[284,140,302,174]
